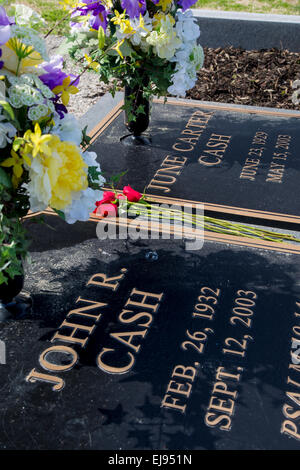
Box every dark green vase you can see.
[122,84,151,146]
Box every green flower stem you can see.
[15,58,21,77]
[69,41,124,88]
[127,202,300,244]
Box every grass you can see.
[1,0,299,36]
[2,0,70,35]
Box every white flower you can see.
[10,4,45,29]
[129,13,153,47]
[63,188,103,224]
[0,114,17,148]
[10,25,49,61]
[25,157,51,212]
[52,114,83,146]
[190,44,204,70]
[146,15,181,60]
[28,104,49,121]
[82,150,106,186]
[175,9,200,43]
[167,10,203,97]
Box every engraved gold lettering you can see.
[205,412,231,431]
[216,366,241,382]
[161,394,187,413]
[167,380,192,397]
[39,345,78,372]
[212,381,238,399]
[172,364,197,382]
[118,309,153,327]
[51,319,95,347]
[208,396,235,415]
[125,288,163,313]
[25,368,65,392]
[281,420,300,441]
[97,347,135,374]
[87,270,125,291]
[110,330,147,353]
[67,297,107,321]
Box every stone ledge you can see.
[193,9,300,52]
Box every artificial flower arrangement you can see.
[60,0,204,128]
[0,4,105,294]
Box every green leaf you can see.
[0,100,15,120]
[98,26,105,50]
[120,40,134,58]
[53,209,66,221]
[12,138,24,152]
[0,168,12,189]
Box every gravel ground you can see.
[47,36,300,117]
[46,35,111,118]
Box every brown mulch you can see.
[187,46,300,110]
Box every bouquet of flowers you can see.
[0,4,105,292]
[61,0,204,124]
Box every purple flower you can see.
[53,101,68,119]
[70,10,87,30]
[177,0,198,11]
[39,55,80,90]
[89,6,108,31]
[77,0,108,31]
[121,0,146,18]
[0,48,3,69]
[0,6,14,45]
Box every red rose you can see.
[93,191,118,216]
[123,185,142,202]
[98,191,116,205]
[94,203,118,218]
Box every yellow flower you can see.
[1,39,43,76]
[157,0,173,12]
[0,149,30,188]
[112,10,134,35]
[84,54,100,73]
[111,9,126,26]
[113,39,125,59]
[23,123,52,158]
[27,135,88,210]
[52,76,79,106]
[138,13,149,32]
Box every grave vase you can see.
[122,82,152,146]
[0,259,32,322]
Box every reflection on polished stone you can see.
[0,215,299,449]
[89,100,300,224]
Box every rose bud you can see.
[99,191,116,205]
[94,203,118,218]
[93,191,117,213]
[123,185,142,202]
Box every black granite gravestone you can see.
[0,214,299,450]
[88,100,300,225]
